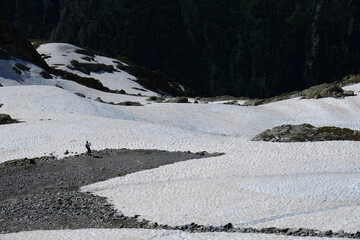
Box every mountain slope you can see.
[2,1,360,97]
[0,21,192,99]
[0,20,48,70]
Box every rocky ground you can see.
[1,148,360,239]
[0,149,221,233]
[243,74,360,106]
[252,124,360,142]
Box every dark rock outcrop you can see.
[68,60,115,75]
[0,20,49,70]
[117,101,143,106]
[0,114,19,125]
[166,97,189,103]
[243,75,359,106]
[252,124,360,142]
[301,83,354,99]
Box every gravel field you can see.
[0,149,218,233]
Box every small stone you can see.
[223,223,233,230]
[324,230,333,236]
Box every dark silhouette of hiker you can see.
[85,141,91,155]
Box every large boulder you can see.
[252,124,360,142]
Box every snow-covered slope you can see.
[1,42,360,239]
[37,43,158,96]
[0,58,48,86]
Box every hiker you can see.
[85,141,91,155]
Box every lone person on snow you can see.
[85,141,91,155]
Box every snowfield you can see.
[1,43,360,239]
[37,43,158,96]
[0,229,347,240]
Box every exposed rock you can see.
[0,114,19,125]
[15,63,30,71]
[117,101,143,106]
[55,84,64,89]
[252,124,360,142]
[243,74,360,106]
[0,20,49,70]
[223,223,233,230]
[117,64,195,97]
[40,71,52,79]
[223,100,239,105]
[243,92,299,106]
[75,49,95,58]
[50,68,112,93]
[301,83,353,99]
[112,89,126,94]
[0,149,218,234]
[12,67,21,75]
[147,96,165,103]
[68,60,115,75]
[75,92,86,98]
[95,97,104,103]
[199,95,246,103]
[166,97,189,103]
[338,74,360,87]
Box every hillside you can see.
[0,21,191,99]
[0,20,48,70]
[2,14,360,240]
[1,0,360,97]
[2,69,360,239]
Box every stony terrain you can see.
[0,149,221,234]
[243,75,360,106]
[3,149,360,238]
[252,124,360,142]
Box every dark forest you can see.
[1,0,360,97]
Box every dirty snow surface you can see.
[1,43,360,239]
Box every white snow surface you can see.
[1,51,360,239]
[0,229,345,240]
[0,58,47,86]
[37,43,158,96]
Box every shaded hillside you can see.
[1,0,360,97]
[0,22,191,96]
[0,20,48,70]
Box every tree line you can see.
[1,0,360,97]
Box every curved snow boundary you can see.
[82,84,360,232]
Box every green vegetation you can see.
[2,1,360,98]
